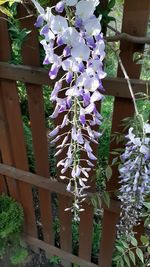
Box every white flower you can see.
[140,145,149,155]
[91,91,103,102]
[71,43,90,62]
[62,27,83,47]
[62,57,79,72]
[76,0,96,20]
[93,40,105,60]
[87,0,99,7]
[51,15,68,34]
[31,0,45,15]
[65,0,78,6]
[66,86,80,97]
[144,123,150,134]
[77,74,99,92]
[45,7,55,25]
[84,17,101,36]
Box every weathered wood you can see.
[0,163,121,213]
[0,62,149,98]
[99,210,120,266]
[25,235,99,267]
[0,14,19,200]
[0,13,37,237]
[79,203,94,261]
[99,1,150,266]
[18,4,53,244]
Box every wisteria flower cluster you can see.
[118,121,150,237]
[31,0,106,219]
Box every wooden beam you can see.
[25,235,99,267]
[0,163,120,213]
[0,62,149,98]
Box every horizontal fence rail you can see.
[0,163,120,214]
[0,62,149,98]
[25,236,99,267]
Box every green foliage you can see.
[0,194,23,239]
[0,194,28,265]
[0,0,21,17]
[113,232,150,267]
[9,19,31,64]
[48,255,61,265]
[133,49,150,81]
[96,0,116,29]
[92,219,102,261]
[10,247,28,265]
[23,122,35,172]
[102,191,110,208]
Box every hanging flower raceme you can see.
[31,0,106,220]
[118,121,150,237]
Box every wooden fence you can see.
[0,0,150,266]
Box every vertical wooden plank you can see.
[0,91,18,198]
[18,4,53,244]
[0,14,37,237]
[57,121,72,267]
[99,1,150,266]
[0,14,19,199]
[79,204,94,261]
[0,175,6,194]
[78,136,98,262]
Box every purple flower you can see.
[50,81,62,101]
[32,0,106,216]
[79,114,86,125]
[66,72,73,83]
[55,1,65,13]
[63,46,71,57]
[35,15,44,28]
[75,16,82,28]
[49,64,59,79]
[40,24,49,35]
[57,36,64,46]
[76,129,84,144]
[49,126,59,137]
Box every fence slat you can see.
[79,204,94,261]
[0,14,37,237]
[0,87,19,198]
[99,1,150,266]
[78,129,99,262]
[56,121,72,267]
[18,5,53,244]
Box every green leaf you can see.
[140,235,149,245]
[130,236,138,247]
[108,0,116,9]
[116,245,125,253]
[0,6,12,16]
[0,0,9,4]
[129,250,136,265]
[123,255,130,267]
[147,246,150,254]
[120,258,124,267]
[9,0,21,6]
[112,157,118,165]
[106,165,112,180]
[102,191,110,208]
[136,248,144,263]
[121,241,129,249]
[143,202,150,209]
[113,255,121,261]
